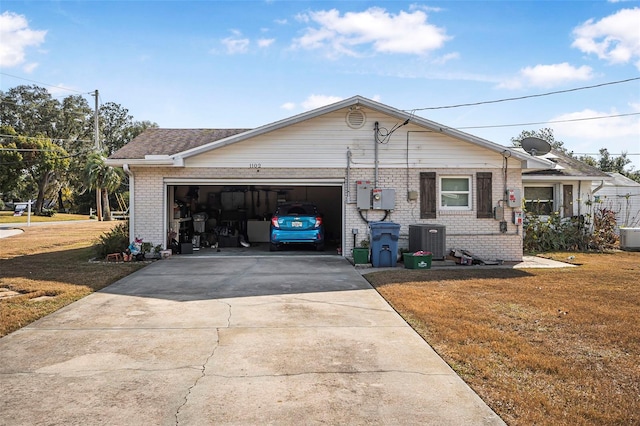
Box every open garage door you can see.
[166,182,342,255]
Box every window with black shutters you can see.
[476,172,493,218]
[420,172,436,219]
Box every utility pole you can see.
[93,89,99,151]
[92,89,102,221]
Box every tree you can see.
[0,85,62,138]
[1,84,157,213]
[0,126,24,193]
[100,102,133,155]
[18,134,70,213]
[84,153,123,221]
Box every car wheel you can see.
[270,243,279,252]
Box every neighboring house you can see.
[521,150,610,220]
[106,96,554,262]
[593,173,640,228]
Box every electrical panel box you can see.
[513,211,523,225]
[507,188,522,208]
[372,188,396,210]
[494,206,504,221]
[356,180,372,210]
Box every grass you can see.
[0,211,91,223]
[365,251,640,426]
[0,221,146,337]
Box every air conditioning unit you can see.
[408,224,446,260]
[620,228,640,251]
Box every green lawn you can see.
[0,211,92,224]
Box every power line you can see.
[0,72,89,95]
[454,112,640,130]
[406,77,640,111]
[0,133,95,144]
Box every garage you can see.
[166,182,343,254]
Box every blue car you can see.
[270,202,324,251]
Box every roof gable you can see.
[107,95,553,169]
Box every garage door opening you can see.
[168,184,342,255]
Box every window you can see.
[440,176,471,209]
[524,186,554,215]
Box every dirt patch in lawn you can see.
[0,221,146,337]
[365,251,640,426]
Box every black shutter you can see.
[476,172,493,218]
[420,172,436,219]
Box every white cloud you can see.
[497,63,594,89]
[432,52,460,65]
[551,107,640,140]
[257,38,275,48]
[0,11,46,68]
[221,30,250,54]
[292,7,450,58]
[301,94,344,110]
[572,8,640,70]
[281,102,296,110]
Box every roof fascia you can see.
[105,156,182,167]
[522,175,612,182]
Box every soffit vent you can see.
[346,109,366,129]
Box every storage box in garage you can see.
[180,242,193,254]
[218,235,239,247]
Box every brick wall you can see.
[130,165,524,261]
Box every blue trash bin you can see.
[369,221,401,267]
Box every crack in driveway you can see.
[175,301,232,426]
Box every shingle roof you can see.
[523,149,609,178]
[109,128,250,159]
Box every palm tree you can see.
[84,153,123,221]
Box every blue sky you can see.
[1,1,639,169]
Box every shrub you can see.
[39,208,56,217]
[523,197,618,253]
[95,221,129,258]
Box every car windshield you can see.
[276,204,317,216]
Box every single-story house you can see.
[107,95,557,262]
[521,150,611,220]
[593,172,640,228]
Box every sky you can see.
[1,0,639,170]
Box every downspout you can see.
[123,164,135,243]
[346,148,352,203]
[592,179,605,194]
[577,180,582,217]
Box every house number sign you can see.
[249,163,261,168]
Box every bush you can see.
[95,221,129,258]
[523,198,618,253]
[39,208,56,217]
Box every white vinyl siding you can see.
[183,108,512,170]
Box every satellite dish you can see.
[521,137,551,156]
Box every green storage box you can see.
[352,248,369,264]
[403,253,432,269]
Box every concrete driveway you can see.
[0,256,504,426]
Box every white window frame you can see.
[439,176,472,210]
